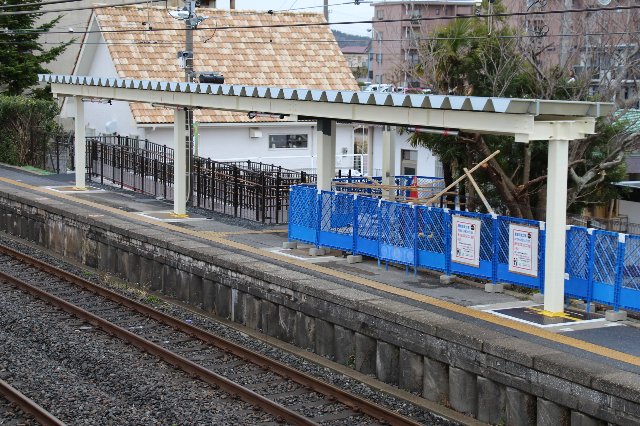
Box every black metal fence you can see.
[568,214,640,236]
[86,136,315,224]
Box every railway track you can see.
[0,243,425,425]
[0,379,64,426]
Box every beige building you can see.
[370,0,475,87]
[370,0,638,103]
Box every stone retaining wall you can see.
[0,187,638,426]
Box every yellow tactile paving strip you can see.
[3,177,640,368]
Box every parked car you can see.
[362,84,395,93]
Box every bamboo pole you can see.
[422,150,500,205]
[463,167,494,214]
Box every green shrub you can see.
[0,95,60,166]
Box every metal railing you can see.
[85,136,315,224]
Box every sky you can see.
[215,1,375,36]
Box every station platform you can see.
[1,164,639,424]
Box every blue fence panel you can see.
[496,216,544,289]
[416,206,448,272]
[449,211,494,280]
[564,226,592,300]
[288,185,318,244]
[379,201,415,265]
[354,196,379,257]
[620,235,640,311]
[318,191,354,251]
[591,230,619,306]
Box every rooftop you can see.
[89,6,358,124]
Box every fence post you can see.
[377,198,382,268]
[100,143,104,185]
[413,204,418,276]
[233,165,239,217]
[210,160,216,212]
[353,195,359,254]
[132,148,137,191]
[535,222,545,294]
[491,214,499,285]
[613,234,627,312]
[586,228,596,312]
[141,151,146,194]
[153,158,158,197]
[163,145,168,200]
[275,167,282,224]
[316,189,322,248]
[444,209,452,276]
[301,171,306,184]
[56,136,60,173]
[120,146,124,189]
[196,159,201,208]
[260,172,266,223]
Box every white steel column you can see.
[367,125,374,177]
[316,118,336,191]
[544,137,570,313]
[173,108,187,216]
[74,96,86,190]
[382,126,396,198]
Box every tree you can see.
[402,1,639,219]
[0,0,70,95]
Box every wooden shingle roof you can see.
[93,6,359,124]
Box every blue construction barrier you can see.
[288,184,639,313]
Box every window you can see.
[269,134,308,149]
[376,9,384,19]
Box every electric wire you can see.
[2,30,639,46]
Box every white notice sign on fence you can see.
[508,224,539,277]
[451,215,481,267]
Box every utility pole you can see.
[185,0,195,205]
[324,0,328,21]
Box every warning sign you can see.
[451,216,481,267]
[508,224,539,277]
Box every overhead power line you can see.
[0,0,95,10]
[0,0,166,15]
[1,3,638,36]
[2,30,639,46]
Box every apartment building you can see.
[369,0,476,87]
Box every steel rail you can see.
[0,244,425,426]
[0,269,315,425]
[0,379,67,426]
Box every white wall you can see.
[143,122,356,173]
[61,34,141,138]
[371,127,438,177]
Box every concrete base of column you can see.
[309,247,326,256]
[282,241,298,249]
[346,255,363,264]
[605,309,627,322]
[485,283,504,293]
[440,274,455,284]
